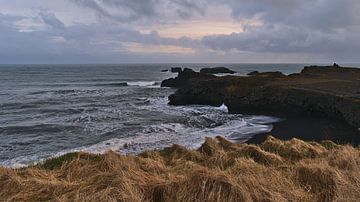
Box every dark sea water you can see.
[0,63,318,167]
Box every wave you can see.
[54,89,77,94]
[127,81,158,87]
[95,82,128,87]
[0,109,279,168]
[0,124,81,134]
[74,117,275,156]
[217,103,229,113]
[0,95,280,168]
[213,72,243,77]
[94,81,160,88]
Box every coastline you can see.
[1,64,360,200]
[163,65,360,145]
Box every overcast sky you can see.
[1,0,360,64]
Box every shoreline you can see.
[1,65,360,200]
[246,116,360,145]
[162,65,360,145]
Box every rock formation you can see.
[165,66,360,129]
[161,68,216,88]
[171,67,182,73]
[200,67,236,74]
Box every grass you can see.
[1,136,360,201]
[37,152,80,170]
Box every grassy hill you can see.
[1,136,360,201]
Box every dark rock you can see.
[255,71,285,77]
[301,65,357,74]
[161,69,168,72]
[247,71,285,77]
[247,71,259,76]
[167,65,360,129]
[200,67,236,74]
[171,67,182,73]
[161,68,216,88]
[183,68,194,73]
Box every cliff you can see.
[166,66,360,129]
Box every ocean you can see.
[0,63,315,167]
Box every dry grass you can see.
[1,136,360,201]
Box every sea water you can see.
[0,63,307,167]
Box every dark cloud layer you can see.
[0,12,200,63]
[39,12,66,29]
[171,0,207,19]
[201,0,360,60]
[0,0,360,63]
[71,0,160,22]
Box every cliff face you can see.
[167,66,360,128]
[226,86,360,127]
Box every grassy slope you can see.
[1,136,360,201]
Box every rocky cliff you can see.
[166,65,360,129]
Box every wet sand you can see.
[247,116,360,146]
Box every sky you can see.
[0,0,360,64]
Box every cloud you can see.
[0,11,201,63]
[0,0,360,63]
[38,12,65,29]
[70,0,160,22]
[222,0,360,31]
[170,0,207,19]
[199,0,360,61]
[70,0,210,22]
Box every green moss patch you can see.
[37,152,80,170]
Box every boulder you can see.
[200,67,236,74]
[247,71,259,76]
[171,67,182,73]
[161,68,216,88]
[255,71,285,77]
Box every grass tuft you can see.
[38,152,80,170]
[1,136,360,201]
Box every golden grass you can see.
[1,136,360,201]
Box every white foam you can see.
[1,153,42,168]
[214,73,243,77]
[1,97,280,168]
[2,117,276,168]
[217,103,229,113]
[127,81,157,87]
[73,117,274,156]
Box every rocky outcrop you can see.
[300,65,360,76]
[161,68,216,88]
[200,67,236,74]
[166,66,360,128]
[250,71,285,78]
[171,67,182,73]
[247,71,259,76]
